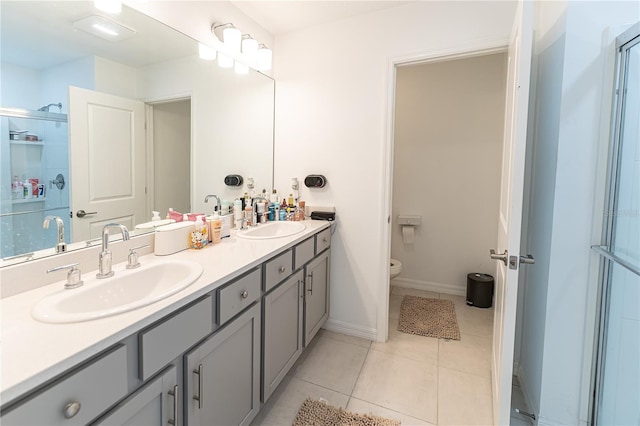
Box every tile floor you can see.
[252,286,496,426]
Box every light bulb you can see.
[198,43,216,60]
[223,26,241,53]
[257,46,272,71]
[218,52,233,68]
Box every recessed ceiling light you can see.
[73,15,136,42]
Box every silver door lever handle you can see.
[490,249,508,266]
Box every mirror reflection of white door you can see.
[69,86,146,241]
[490,2,534,424]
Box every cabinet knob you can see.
[63,401,81,419]
[240,290,249,299]
[279,266,286,273]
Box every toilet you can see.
[390,258,402,280]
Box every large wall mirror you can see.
[0,1,275,265]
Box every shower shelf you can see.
[9,141,44,146]
[10,198,46,204]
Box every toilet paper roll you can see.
[402,225,415,244]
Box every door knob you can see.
[520,254,535,265]
[76,209,97,218]
[490,249,508,266]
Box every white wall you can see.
[519,1,639,424]
[273,1,516,339]
[391,53,506,295]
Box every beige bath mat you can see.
[397,295,461,340]
[293,398,401,426]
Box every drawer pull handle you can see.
[240,290,249,299]
[307,274,313,295]
[323,238,328,243]
[279,266,286,273]
[63,401,81,419]
[193,364,203,409]
[168,385,179,426]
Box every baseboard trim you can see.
[391,277,466,297]
[323,318,377,341]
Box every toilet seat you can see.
[390,258,402,278]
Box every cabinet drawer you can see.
[219,268,261,324]
[139,296,213,381]
[294,237,314,271]
[264,250,292,292]
[1,345,127,426]
[315,228,331,253]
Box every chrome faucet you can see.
[42,216,66,253]
[204,194,221,212]
[96,223,130,279]
[252,196,269,225]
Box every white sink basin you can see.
[32,260,203,324]
[236,221,306,240]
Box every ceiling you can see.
[231,1,415,35]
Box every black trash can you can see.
[466,273,494,308]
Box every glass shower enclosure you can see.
[591,23,639,425]
[0,107,70,259]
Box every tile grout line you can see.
[347,343,372,406]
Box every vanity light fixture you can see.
[241,35,259,68]
[198,43,216,60]
[212,23,241,53]
[94,0,122,14]
[257,44,273,71]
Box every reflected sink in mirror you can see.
[32,260,203,324]
[236,222,306,240]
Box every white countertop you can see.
[0,220,330,406]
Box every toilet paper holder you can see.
[397,215,421,226]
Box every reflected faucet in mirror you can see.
[97,224,130,279]
[42,216,66,253]
[204,194,221,212]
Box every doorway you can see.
[148,99,191,217]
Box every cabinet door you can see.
[304,249,330,346]
[91,366,179,426]
[262,270,304,402]
[185,303,261,426]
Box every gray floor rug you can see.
[293,398,401,426]
[397,295,461,340]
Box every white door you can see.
[490,2,534,424]
[69,86,146,241]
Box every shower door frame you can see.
[589,22,640,425]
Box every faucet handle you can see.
[47,263,83,289]
[126,244,150,269]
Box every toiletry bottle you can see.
[274,203,280,221]
[288,193,294,208]
[271,189,278,203]
[151,211,161,221]
[23,181,30,199]
[190,216,208,249]
[295,201,305,221]
[11,176,21,199]
[244,205,253,227]
[211,212,222,244]
[233,199,243,228]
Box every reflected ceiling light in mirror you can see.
[198,43,217,60]
[218,52,234,68]
[235,61,249,75]
[242,35,259,68]
[258,45,273,71]
[73,15,136,42]
[94,0,122,14]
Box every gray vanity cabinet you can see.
[91,366,178,426]
[185,303,261,426]
[262,270,305,402]
[304,249,330,346]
